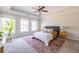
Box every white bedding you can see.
[33,32,53,46]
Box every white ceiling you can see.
[42,6,79,15]
[0,6,79,17]
[0,6,40,17]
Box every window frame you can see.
[20,18,29,32]
[31,20,38,31]
[1,17,16,33]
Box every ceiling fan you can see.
[32,6,48,15]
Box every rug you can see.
[23,36,65,53]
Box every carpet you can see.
[23,36,65,53]
[4,38,38,53]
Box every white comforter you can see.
[33,32,53,46]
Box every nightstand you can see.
[59,31,67,39]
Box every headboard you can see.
[44,26,60,36]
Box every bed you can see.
[33,26,60,46]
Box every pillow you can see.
[44,28,53,33]
[41,28,47,32]
[41,28,53,33]
[47,28,53,33]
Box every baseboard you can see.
[67,36,79,41]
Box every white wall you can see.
[42,7,79,41]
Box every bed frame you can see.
[44,26,60,37]
[32,26,60,46]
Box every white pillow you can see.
[47,28,53,32]
[43,28,53,33]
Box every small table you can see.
[0,38,5,53]
[0,42,4,53]
[0,35,7,53]
[0,46,4,53]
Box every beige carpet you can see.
[60,39,79,53]
[4,37,38,53]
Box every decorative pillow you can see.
[47,28,53,33]
[41,28,47,32]
[43,28,53,33]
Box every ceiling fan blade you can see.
[41,10,48,12]
[32,6,45,11]
[39,6,45,10]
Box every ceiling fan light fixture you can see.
[32,6,48,15]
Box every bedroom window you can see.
[2,17,15,33]
[20,19,29,32]
[31,20,38,31]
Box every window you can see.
[20,19,29,32]
[2,17,15,33]
[31,20,37,31]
